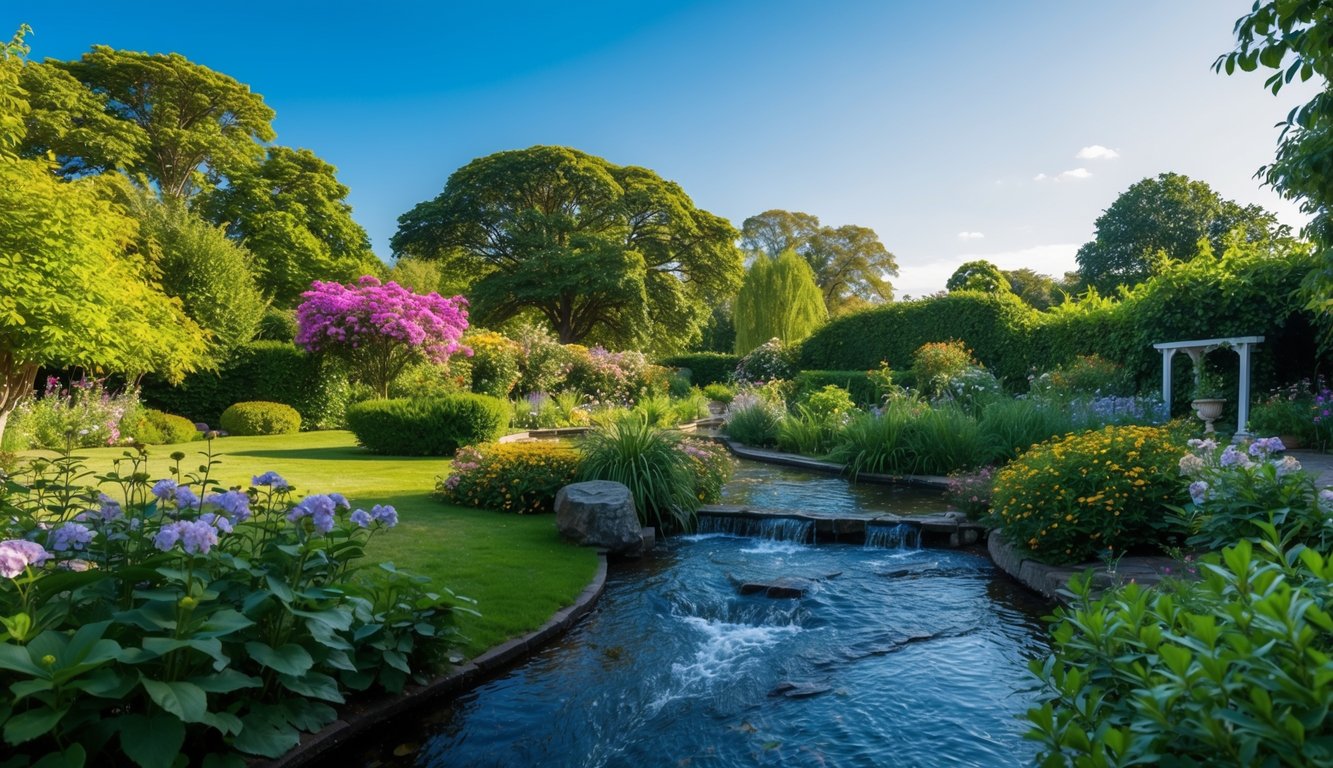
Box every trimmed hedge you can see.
[345,395,510,456]
[658,353,741,386]
[796,292,1038,384]
[797,251,1330,395]
[121,409,200,445]
[141,341,350,429]
[793,370,878,406]
[220,401,302,436]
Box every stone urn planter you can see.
[1278,434,1305,450]
[1191,398,1226,434]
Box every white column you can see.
[1160,348,1176,413]
[1236,342,1253,437]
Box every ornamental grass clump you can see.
[577,415,699,534]
[0,439,461,765]
[436,441,581,514]
[987,424,1188,565]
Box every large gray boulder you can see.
[555,481,644,557]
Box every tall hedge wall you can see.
[795,291,1039,383]
[658,353,742,386]
[797,250,1328,394]
[142,341,351,429]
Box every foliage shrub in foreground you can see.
[437,441,581,514]
[220,401,302,436]
[1029,354,1130,399]
[988,425,1187,565]
[578,416,700,533]
[1028,534,1333,767]
[464,330,522,399]
[0,443,459,765]
[345,395,508,456]
[910,340,977,399]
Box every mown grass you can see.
[21,430,599,657]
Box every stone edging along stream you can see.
[258,555,609,768]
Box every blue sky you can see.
[7,1,1315,297]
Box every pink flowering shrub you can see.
[4,377,141,449]
[296,276,470,398]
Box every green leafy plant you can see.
[987,424,1187,564]
[702,383,736,404]
[911,340,977,399]
[978,398,1075,463]
[345,395,508,456]
[0,440,462,766]
[219,401,302,436]
[657,353,740,387]
[828,404,914,479]
[902,406,986,475]
[577,415,699,533]
[722,391,784,447]
[437,441,581,514]
[1172,436,1328,551]
[120,408,201,445]
[1027,532,1333,766]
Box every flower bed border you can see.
[258,554,608,767]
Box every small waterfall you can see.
[696,514,814,543]
[865,522,920,550]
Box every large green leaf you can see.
[141,678,208,724]
[3,705,68,745]
[190,669,260,694]
[29,744,85,768]
[243,641,313,677]
[278,671,344,703]
[232,708,300,758]
[120,713,185,768]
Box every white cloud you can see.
[956,231,985,240]
[1076,144,1120,160]
[895,243,1079,299]
[1034,167,1092,182]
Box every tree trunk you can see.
[0,351,38,449]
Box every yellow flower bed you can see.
[987,425,1187,565]
[437,441,581,514]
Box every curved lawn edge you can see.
[258,554,609,768]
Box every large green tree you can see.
[129,194,268,355]
[740,209,898,312]
[198,146,377,305]
[392,146,743,351]
[1075,172,1293,293]
[1217,1,1333,318]
[733,250,827,354]
[0,31,209,441]
[22,46,275,198]
[1002,268,1065,311]
[947,260,1011,294]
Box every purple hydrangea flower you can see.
[151,479,178,501]
[174,486,201,510]
[1219,446,1251,469]
[1188,481,1209,505]
[0,539,52,578]
[349,508,372,528]
[205,490,252,522]
[154,520,222,555]
[49,522,94,552]
[370,504,398,528]
[289,494,340,535]
[251,471,291,492]
[200,512,234,534]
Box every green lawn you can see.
[23,430,599,657]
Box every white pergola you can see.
[1152,336,1263,437]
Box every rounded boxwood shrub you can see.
[987,424,1187,565]
[121,408,200,444]
[220,401,302,436]
[436,441,581,513]
[346,395,509,456]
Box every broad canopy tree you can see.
[198,147,378,306]
[1217,1,1333,317]
[740,209,898,313]
[1075,172,1293,293]
[947,260,1011,294]
[391,146,744,352]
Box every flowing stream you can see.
[360,483,1049,767]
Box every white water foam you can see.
[648,616,801,713]
[740,539,810,555]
